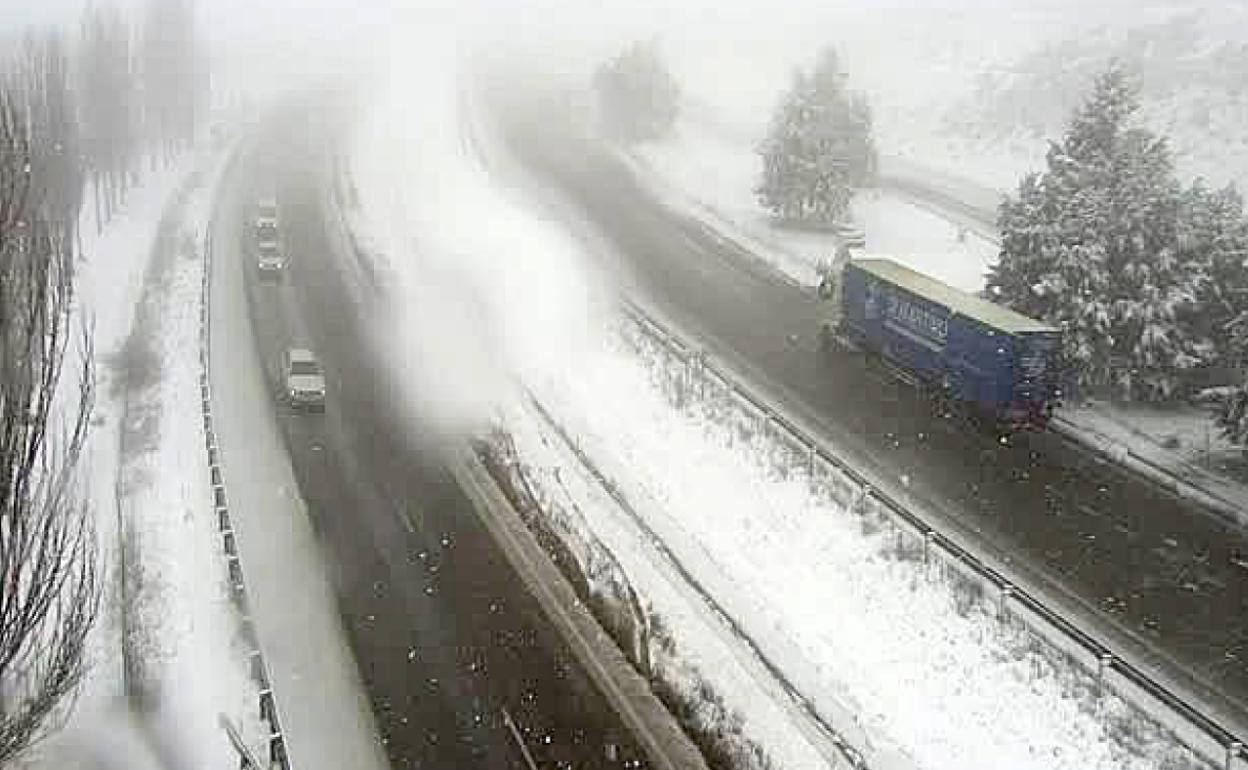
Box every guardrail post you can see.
[807,445,817,480]
[997,584,1014,623]
[923,530,934,572]
[1096,651,1115,711]
[698,361,710,402]
[249,649,265,684]
[269,732,287,768]
[1227,740,1242,770]
[1097,651,1113,681]
[852,484,871,516]
[259,688,275,726]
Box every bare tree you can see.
[0,91,99,764]
[10,30,84,246]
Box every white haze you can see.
[348,18,612,437]
[250,0,1215,436]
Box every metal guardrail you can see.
[622,301,1248,770]
[199,162,292,770]
[524,391,869,769]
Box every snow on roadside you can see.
[496,396,843,770]
[116,151,266,767]
[513,326,1203,770]
[639,89,1248,510]
[631,116,997,292]
[22,146,265,768]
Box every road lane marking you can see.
[501,706,539,770]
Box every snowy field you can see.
[628,2,1248,211]
[22,146,265,769]
[495,398,850,770]
[632,116,998,293]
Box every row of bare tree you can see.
[1,1,206,764]
[7,1,207,237]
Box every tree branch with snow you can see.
[0,89,100,764]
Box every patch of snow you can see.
[514,327,1203,770]
[633,115,998,292]
[499,397,847,770]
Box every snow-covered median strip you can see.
[505,319,1208,770]
[490,396,863,770]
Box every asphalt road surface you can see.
[225,107,644,770]
[485,85,1248,730]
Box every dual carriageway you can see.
[209,90,1248,770]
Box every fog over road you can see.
[215,101,644,770]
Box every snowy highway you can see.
[212,102,651,770]
[484,80,1248,746]
[205,66,1248,770]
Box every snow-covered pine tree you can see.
[1189,186,1248,446]
[987,65,1205,401]
[756,47,875,227]
[1179,181,1248,366]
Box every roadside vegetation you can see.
[480,433,782,770]
[755,46,876,228]
[0,0,206,761]
[985,64,1248,444]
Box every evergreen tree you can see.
[1178,180,1248,366]
[987,66,1205,401]
[1198,192,1248,445]
[592,41,679,144]
[756,47,875,226]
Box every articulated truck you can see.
[821,256,1062,429]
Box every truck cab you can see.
[816,246,854,348]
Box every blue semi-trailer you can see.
[828,258,1062,429]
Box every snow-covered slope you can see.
[504,323,1204,770]
[941,5,1248,193]
[648,1,1248,194]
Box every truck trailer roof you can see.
[852,258,1058,335]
